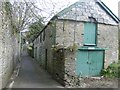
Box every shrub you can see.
[101,62,120,78]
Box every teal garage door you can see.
[76,50,104,77]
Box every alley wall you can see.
[0,2,19,89]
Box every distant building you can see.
[33,0,119,86]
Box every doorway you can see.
[76,49,104,77]
[45,49,48,70]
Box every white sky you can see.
[102,0,120,16]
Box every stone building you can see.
[33,0,119,86]
[0,2,19,89]
[118,1,120,19]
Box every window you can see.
[83,22,97,46]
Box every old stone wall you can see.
[55,20,118,86]
[52,49,65,86]
[97,24,119,68]
[33,19,118,87]
[56,20,118,66]
[0,2,19,89]
[33,0,119,87]
[33,21,56,74]
[55,20,84,48]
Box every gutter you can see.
[97,1,120,23]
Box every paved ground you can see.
[7,55,63,88]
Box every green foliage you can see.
[27,43,33,50]
[68,43,78,52]
[4,2,11,15]
[101,62,120,78]
[26,20,45,42]
[27,43,34,57]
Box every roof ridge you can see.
[97,1,119,23]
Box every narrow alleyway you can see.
[6,51,63,88]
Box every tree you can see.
[26,20,45,42]
[10,1,44,33]
[9,0,74,43]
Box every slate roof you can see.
[53,0,119,25]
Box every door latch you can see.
[87,61,91,64]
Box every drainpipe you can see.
[19,31,22,62]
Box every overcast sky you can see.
[102,0,120,16]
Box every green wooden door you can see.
[89,51,104,76]
[84,23,97,45]
[76,50,89,76]
[76,50,104,77]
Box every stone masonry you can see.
[54,20,118,86]
[33,22,56,74]
[0,2,19,89]
[33,0,119,87]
